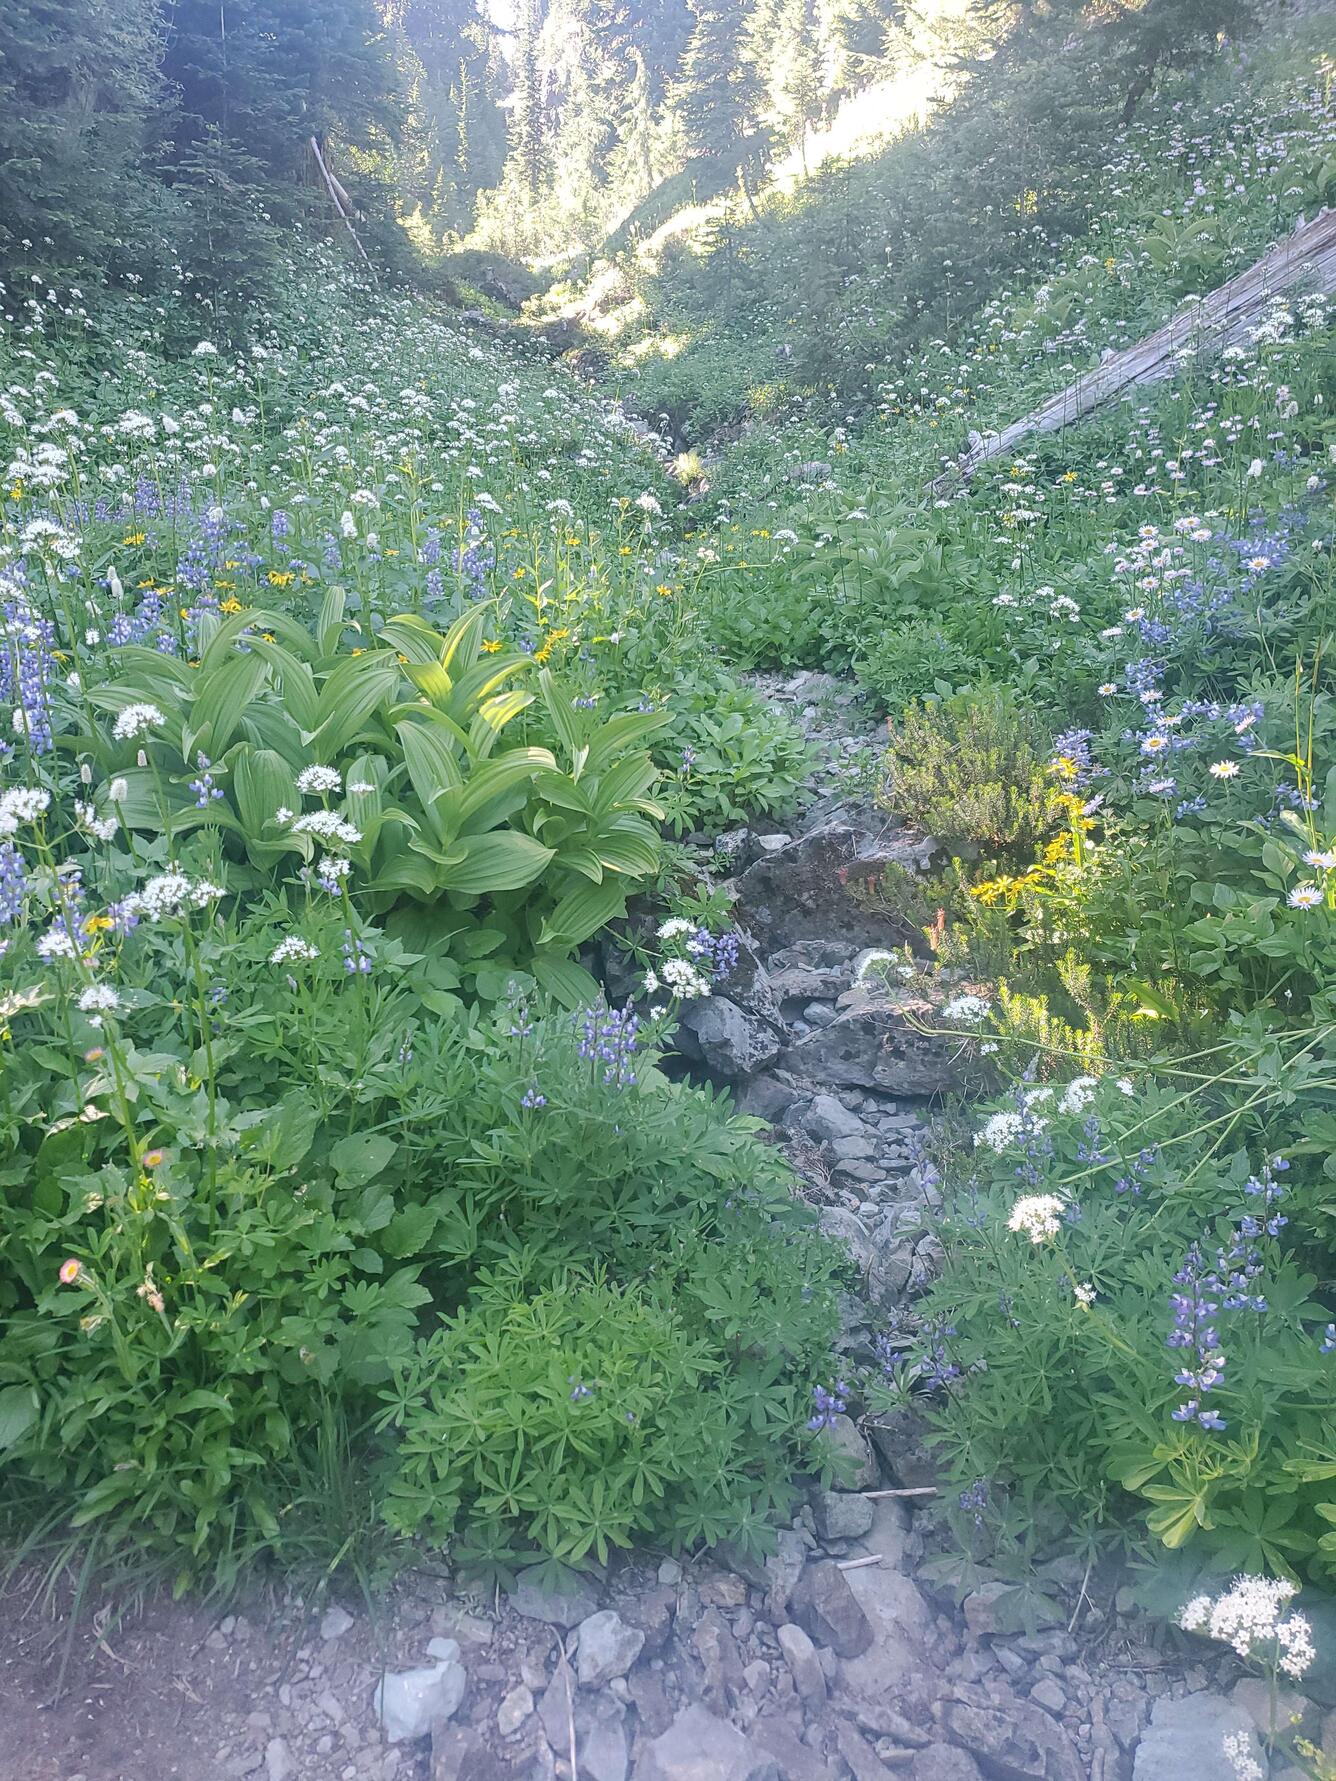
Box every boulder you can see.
[765,941,855,1004]
[780,985,962,1099]
[776,1624,827,1705]
[811,1490,875,1542]
[837,1566,934,1697]
[908,1749,985,1781]
[634,1704,779,1781]
[803,1095,867,1143]
[733,825,925,955]
[865,1403,946,1491]
[679,997,782,1080]
[1132,1694,1266,1781]
[576,1611,645,1687]
[818,1415,879,1489]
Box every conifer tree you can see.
[0,0,161,282]
[678,1,767,214]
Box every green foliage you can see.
[883,693,1062,860]
[888,1054,1336,1583]
[383,1226,837,1569]
[0,0,163,281]
[82,601,666,946]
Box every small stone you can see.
[658,1559,683,1586]
[425,1637,462,1663]
[373,1661,467,1744]
[699,1574,749,1608]
[811,1490,874,1542]
[635,1704,779,1781]
[1133,1693,1265,1781]
[511,1565,600,1628]
[1030,1679,1066,1716]
[498,1685,534,1737]
[832,1720,895,1781]
[776,1624,826,1705]
[576,1611,644,1687]
[265,1740,295,1781]
[802,1095,866,1144]
[906,1751,983,1781]
[743,1660,771,1696]
[791,1561,873,1658]
[320,1604,355,1642]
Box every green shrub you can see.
[885,1053,1336,1583]
[383,1241,837,1570]
[882,691,1061,859]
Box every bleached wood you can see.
[934,207,1336,490]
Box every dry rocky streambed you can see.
[4,675,1331,1781]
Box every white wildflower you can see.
[1007,1194,1066,1244]
[269,936,320,965]
[295,765,342,795]
[112,702,166,742]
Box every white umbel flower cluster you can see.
[292,811,362,846]
[1179,1576,1315,1678]
[127,873,224,921]
[1007,1194,1066,1244]
[0,787,51,833]
[111,702,166,741]
[295,765,342,794]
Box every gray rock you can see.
[1030,1679,1066,1715]
[776,1624,826,1704]
[811,1490,874,1541]
[803,1002,838,1028]
[764,1528,809,1619]
[816,1206,875,1272]
[940,1699,1084,1781]
[658,1558,683,1585]
[734,825,924,955]
[865,1404,945,1491]
[852,1498,914,1571]
[679,997,781,1080]
[635,1704,779,1781]
[791,1562,874,1658]
[818,1415,879,1489]
[963,1581,1060,1640]
[1230,1676,1315,1743]
[264,1740,296,1781]
[803,1095,866,1144]
[837,1565,934,1697]
[373,1660,467,1743]
[577,1610,645,1687]
[766,941,854,1002]
[1133,1694,1266,1781]
[756,833,793,854]
[737,1075,800,1121]
[511,1565,600,1627]
[320,1604,354,1642]
[498,1684,534,1736]
[781,986,962,1098]
[907,1748,984,1781]
[582,1710,630,1781]
[751,1718,841,1781]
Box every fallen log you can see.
[933,205,1336,491]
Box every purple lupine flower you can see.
[0,842,26,922]
[189,752,224,809]
[807,1381,849,1432]
[341,929,371,975]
